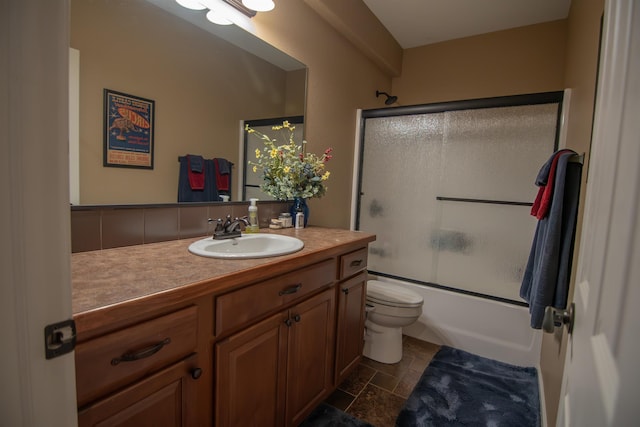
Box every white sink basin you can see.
[188,233,304,259]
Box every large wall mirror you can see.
[70,0,307,206]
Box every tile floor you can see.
[325,336,441,427]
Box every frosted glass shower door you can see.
[358,101,559,303]
[358,113,444,284]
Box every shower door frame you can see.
[355,91,564,305]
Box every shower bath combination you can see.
[354,91,566,366]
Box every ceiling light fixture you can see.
[242,0,275,12]
[175,0,274,25]
[206,8,233,25]
[176,0,207,10]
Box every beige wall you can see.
[303,0,403,76]
[247,7,575,229]
[249,0,392,228]
[71,0,302,204]
[393,20,568,105]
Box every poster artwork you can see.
[104,89,155,169]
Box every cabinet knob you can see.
[191,367,203,380]
[342,288,349,295]
[284,318,293,327]
[293,314,301,323]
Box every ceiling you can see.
[362,0,572,49]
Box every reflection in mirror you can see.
[69,0,306,205]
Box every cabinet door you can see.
[78,354,201,427]
[286,288,336,427]
[215,311,288,427]
[335,272,367,384]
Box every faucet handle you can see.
[208,218,225,234]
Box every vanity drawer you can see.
[75,305,198,407]
[215,258,335,336]
[339,248,368,279]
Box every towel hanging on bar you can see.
[177,155,219,202]
[520,149,583,329]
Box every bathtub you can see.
[370,276,542,367]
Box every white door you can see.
[0,1,78,426]
[557,0,640,425]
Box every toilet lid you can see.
[366,281,423,308]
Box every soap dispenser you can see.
[246,198,259,233]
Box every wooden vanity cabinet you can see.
[72,232,374,427]
[285,287,336,426]
[335,248,368,385]
[215,287,336,427]
[75,306,205,427]
[77,354,200,426]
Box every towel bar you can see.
[435,196,533,207]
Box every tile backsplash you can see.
[71,201,289,253]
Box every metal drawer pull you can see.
[111,337,171,366]
[349,259,363,267]
[279,283,302,296]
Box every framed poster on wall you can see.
[104,89,155,169]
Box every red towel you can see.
[214,158,229,191]
[530,187,544,217]
[187,156,205,190]
[531,150,570,219]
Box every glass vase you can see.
[290,197,309,228]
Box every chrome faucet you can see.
[209,215,249,240]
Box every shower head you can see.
[376,90,398,105]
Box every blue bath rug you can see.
[396,346,540,427]
[300,402,373,427]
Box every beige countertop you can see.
[72,227,375,318]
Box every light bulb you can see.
[242,0,275,12]
[176,0,206,10]
[206,9,233,25]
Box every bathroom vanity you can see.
[71,227,375,426]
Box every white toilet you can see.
[363,280,424,364]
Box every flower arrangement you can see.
[247,121,333,200]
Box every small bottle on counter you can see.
[246,198,259,233]
[295,209,305,229]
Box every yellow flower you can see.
[246,120,333,200]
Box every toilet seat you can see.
[366,281,423,308]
